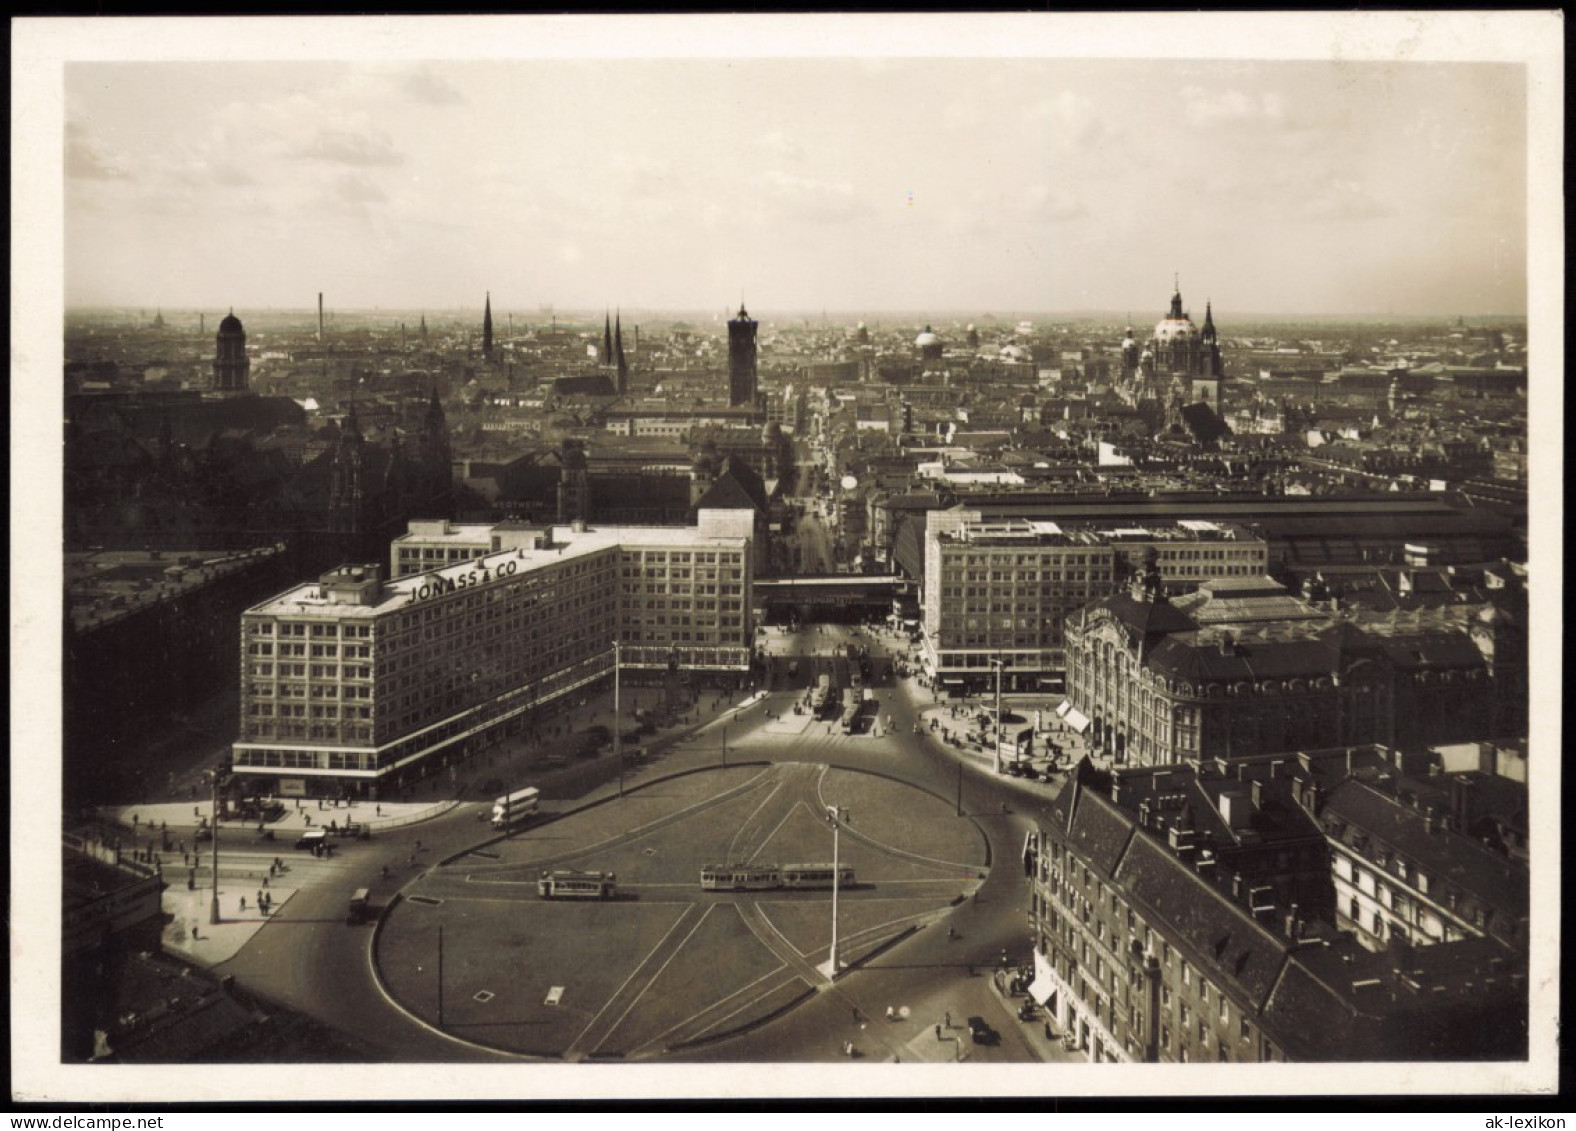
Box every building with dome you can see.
[1121,282,1225,414]
[914,324,944,362]
[213,310,251,394]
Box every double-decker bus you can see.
[491,786,540,829]
[699,863,855,890]
[536,869,617,899]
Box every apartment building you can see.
[1025,752,1527,1062]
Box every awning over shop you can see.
[1028,950,1056,1005]
[1054,700,1073,718]
[1064,707,1091,733]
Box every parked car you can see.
[967,1016,999,1045]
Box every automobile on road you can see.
[967,1015,999,1045]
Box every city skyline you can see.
[16,12,1562,1106]
[56,24,1536,318]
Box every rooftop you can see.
[247,521,749,620]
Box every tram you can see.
[699,862,854,890]
[536,869,618,899]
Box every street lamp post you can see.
[208,770,223,925]
[613,640,622,799]
[991,657,1005,775]
[822,805,849,978]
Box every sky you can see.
[52,20,1540,319]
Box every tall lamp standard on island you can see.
[990,656,1005,775]
[613,639,622,800]
[208,769,227,925]
[819,805,850,979]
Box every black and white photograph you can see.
[12,11,1562,1104]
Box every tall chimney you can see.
[318,292,325,341]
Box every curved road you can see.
[215,622,1062,1061]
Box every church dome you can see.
[218,311,244,334]
[1153,315,1199,344]
[914,326,941,349]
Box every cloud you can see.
[757,130,805,162]
[65,121,130,181]
[1023,183,1087,222]
[333,172,388,204]
[292,127,403,167]
[754,170,873,224]
[206,159,256,187]
[1297,178,1394,221]
[400,68,464,106]
[1033,89,1103,153]
[1181,86,1287,129]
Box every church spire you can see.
[1169,276,1184,319]
[602,311,614,366]
[614,310,629,395]
[1202,300,1216,339]
[482,292,494,358]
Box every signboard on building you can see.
[279,778,307,797]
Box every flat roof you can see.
[249,523,748,619]
[391,524,498,545]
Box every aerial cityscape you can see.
[18,12,1559,1103]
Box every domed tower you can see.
[1152,282,1203,378]
[914,325,943,363]
[728,304,758,407]
[213,310,250,394]
[1120,324,1141,375]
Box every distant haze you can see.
[62,41,1529,317]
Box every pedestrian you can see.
[885,1005,895,1021]
[274,857,282,872]
[304,814,311,826]
[257,889,264,907]
[945,1011,952,1028]
[194,806,201,818]
[376,804,381,817]
[262,874,268,888]
[239,895,247,911]
[132,813,139,829]
[935,1024,942,1041]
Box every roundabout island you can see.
[374,762,987,1060]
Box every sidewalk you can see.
[100,798,457,839]
[160,879,300,967]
